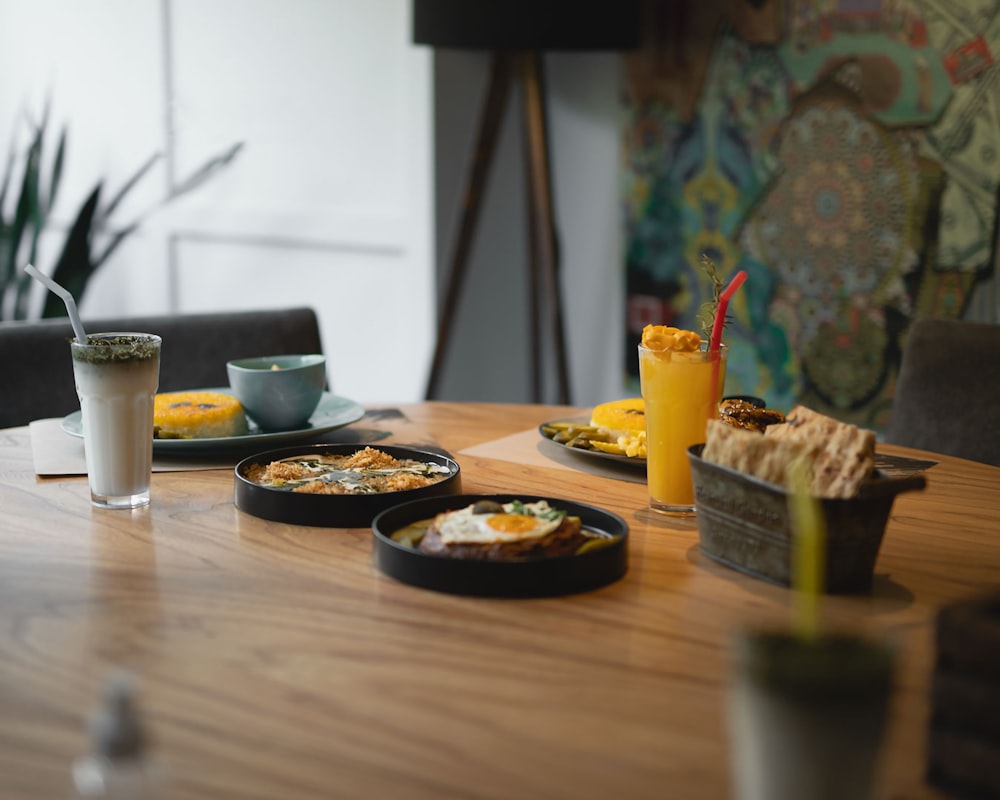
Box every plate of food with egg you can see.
[234,444,462,527]
[371,494,628,597]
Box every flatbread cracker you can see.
[702,419,817,487]
[765,405,875,498]
[702,406,875,498]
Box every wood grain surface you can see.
[1,402,997,799]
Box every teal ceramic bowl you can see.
[226,354,327,431]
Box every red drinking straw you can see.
[707,269,747,418]
[709,270,748,352]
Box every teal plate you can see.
[61,388,365,455]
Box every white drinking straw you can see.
[24,263,89,343]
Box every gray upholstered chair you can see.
[886,317,1000,467]
[0,307,323,429]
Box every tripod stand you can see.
[424,51,571,404]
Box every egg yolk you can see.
[486,514,540,533]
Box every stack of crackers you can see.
[702,405,876,499]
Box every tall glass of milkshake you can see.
[70,333,161,509]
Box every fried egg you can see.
[435,501,564,545]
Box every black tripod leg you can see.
[519,55,544,402]
[425,52,514,400]
[520,52,570,405]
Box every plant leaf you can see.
[43,184,101,318]
[45,126,67,216]
[0,133,17,219]
[0,146,16,284]
[100,152,161,222]
[4,133,42,288]
[25,119,50,272]
[0,124,24,307]
[172,141,243,197]
[11,267,35,320]
[92,221,142,270]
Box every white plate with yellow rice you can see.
[62,388,365,454]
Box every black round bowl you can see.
[234,444,461,528]
[371,494,628,597]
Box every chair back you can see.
[0,307,323,429]
[886,317,1000,467]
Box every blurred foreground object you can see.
[70,669,169,799]
[928,588,1000,799]
[730,630,894,800]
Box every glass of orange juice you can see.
[639,327,727,515]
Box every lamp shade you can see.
[412,0,642,51]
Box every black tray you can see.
[688,444,926,593]
[371,494,628,597]
[234,444,461,528]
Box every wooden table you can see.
[1,402,997,799]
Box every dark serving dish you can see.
[234,444,461,528]
[371,494,628,597]
[688,444,927,594]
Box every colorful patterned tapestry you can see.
[622,0,998,432]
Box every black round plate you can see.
[234,444,461,528]
[371,494,628,597]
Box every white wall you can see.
[1,0,434,404]
[2,1,630,408]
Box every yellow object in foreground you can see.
[788,458,826,639]
[153,391,249,439]
[639,341,727,513]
